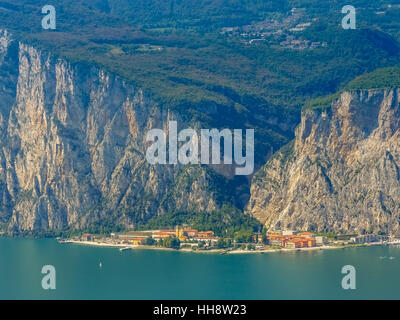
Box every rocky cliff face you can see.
[0,29,234,233]
[247,88,400,235]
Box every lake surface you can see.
[0,238,399,299]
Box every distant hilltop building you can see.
[249,38,266,44]
[296,22,311,28]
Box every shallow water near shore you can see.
[0,238,399,299]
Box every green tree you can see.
[217,238,232,249]
[146,237,156,246]
[163,236,181,249]
[234,229,253,243]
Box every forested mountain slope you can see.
[0,1,400,234]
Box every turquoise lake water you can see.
[0,238,399,300]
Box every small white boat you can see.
[119,247,131,251]
[99,262,102,268]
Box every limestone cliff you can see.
[247,88,400,235]
[0,29,234,233]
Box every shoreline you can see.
[63,239,400,254]
[65,240,227,253]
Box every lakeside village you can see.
[220,8,328,50]
[60,225,400,253]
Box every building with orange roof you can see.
[159,229,176,235]
[149,227,217,242]
[267,232,316,248]
[299,232,315,238]
[184,229,198,238]
[252,233,263,243]
[81,233,93,241]
[268,235,289,247]
[198,231,214,237]
[152,232,171,240]
[285,240,303,249]
[285,238,316,248]
[131,237,147,245]
[305,238,316,247]
[196,231,216,241]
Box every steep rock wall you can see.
[248,89,400,235]
[0,29,228,232]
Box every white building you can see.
[315,236,329,245]
[282,230,297,236]
[351,234,388,244]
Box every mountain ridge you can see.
[248,86,400,235]
[0,28,249,234]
